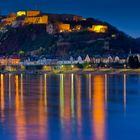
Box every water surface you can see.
[0,73,140,140]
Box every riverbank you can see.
[1,68,140,75]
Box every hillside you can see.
[0,11,140,57]
[136,38,140,43]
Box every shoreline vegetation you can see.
[1,68,140,75]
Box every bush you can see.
[128,56,140,68]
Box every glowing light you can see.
[93,75,106,140]
[88,74,91,108]
[60,74,64,122]
[71,65,74,68]
[38,75,47,139]
[76,75,82,139]
[9,74,12,106]
[71,74,75,117]
[44,74,47,106]
[26,11,40,17]
[89,25,108,33]
[58,23,71,32]
[105,74,108,108]
[124,74,126,112]
[0,74,5,122]
[17,11,26,17]
[15,75,26,140]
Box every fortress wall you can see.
[24,15,48,24]
[89,25,108,33]
[27,11,41,17]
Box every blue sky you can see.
[0,0,140,37]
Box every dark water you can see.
[0,73,140,140]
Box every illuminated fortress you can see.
[2,10,48,25]
[1,10,108,34]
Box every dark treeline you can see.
[128,55,140,68]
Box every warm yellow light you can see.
[58,23,70,32]
[89,25,108,33]
[71,65,74,68]
[17,11,26,17]
[93,75,105,140]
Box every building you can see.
[2,16,16,25]
[0,57,20,65]
[2,10,48,26]
[17,11,26,17]
[27,10,41,17]
[17,10,41,17]
[84,55,91,63]
[58,23,71,32]
[24,15,48,25]
[89,25,108,33]
[72,25,82,31]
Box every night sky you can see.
[0,0,139,37]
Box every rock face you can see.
[0,12,140,57]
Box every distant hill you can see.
[0,11,140,57]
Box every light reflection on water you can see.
[0,73,140,140]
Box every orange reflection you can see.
[0,74,5,122]
[20,74,23,100]
[9,74,12,106]
[64,75,71,122]
[93,75,106,140]
[71,74,75,118]
[88,74,92,108]
[60,74,64,124]
[38,75,47,139]
[20,75,47,139]
[59,74,74,139]
[105,74,108,109]
[75,75,82,138]
[15,75,26,140]
[63,75,71,137]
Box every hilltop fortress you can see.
[0,10,108,34]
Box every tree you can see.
[128,55,140,68]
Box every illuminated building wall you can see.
[89,25,108,33]
[58,23,71,32]
[72,25,82,31]
[8,58,21,65]
[17,11,41,17]
[0,58,20,65]
[24,15,48,24]
[27,11,41,17]
[2,11,48,26]
[2,17,16,25]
